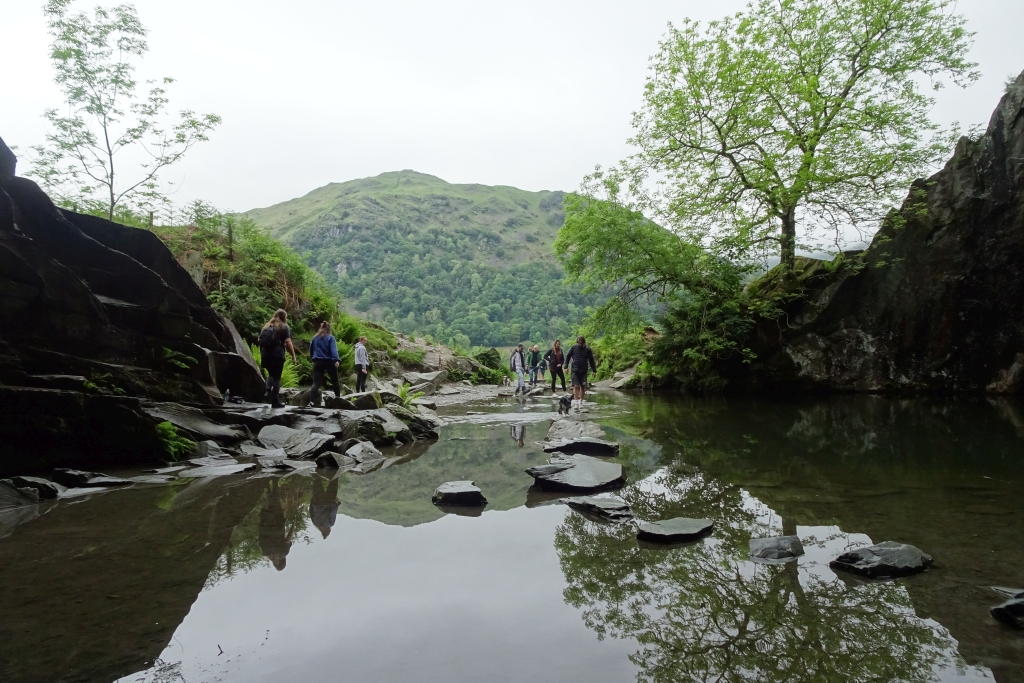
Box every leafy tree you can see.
[30,0,221,220]
[620,0,976,270]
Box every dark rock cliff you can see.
[737,71,1024,394]
[0,137,264,475]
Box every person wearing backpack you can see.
[563,335,597,408]
[258,309,297,409]
[510,343,527,396]
[543,339,566,393]
[354,336,370,393]
[308,321,341,407]
[527,344,543,386]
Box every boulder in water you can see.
[991,597,1024,629]
[526,454,625,492]
[546,419,606,442]
[0,480,40,509]
[543,437,619,457]
[637,518,714,544]
[750,535,805,562]
[257,425,334,459]
[563,496,634,523]
[829,541,933,578]
[432,481,487,507]
[50,468,131,488]
[7,476,65,500]
[178,463,257,478]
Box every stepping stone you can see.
[432,481,487,507]
[637,518,714,544]
[991,597,1024,629]
[257,425,334,459]
[178,463,257,478]
[829,541,933,578]
[750,535,805,562]
[187,455,238,467]
[129,474,178,485]
[546,419,606,442]
[8,476,65,500]
[526,454,625,492]
[240,443,288,459]
[341,391,384,410]
[563,496,634,523]
[141,465,189,474]
[544,437,619,457]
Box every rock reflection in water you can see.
[556,464,980,683]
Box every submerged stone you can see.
[829,541,933,578]
[637,518,714,544]
[526,454,625,492]
[432,481,487,507]
[543,437,620,457]
[990,598,1024,629]
[563,496,634,523]
[750,535,805,562]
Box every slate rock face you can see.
[343,391,384,410]
[526,454,625,492]
[0,138,264,475]
[431,481,487,507]
[750,535,805,562]
[543,437,619,457]
[257,425,334,459]
[732,72,1024,394]
[563,496,634,523]
[636,518,714,544]
[0,480,40,509]
[829,541,933,578]
[322,395,357,410]
[7,476,65,500]
[990,597,1024,629]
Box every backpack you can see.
[509,350,521,371]
[258,325,278,349]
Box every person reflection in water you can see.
[309,478,340,539]
[510,423,525,448]
[258,480,292,571]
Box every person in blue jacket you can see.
[309,321,341,406]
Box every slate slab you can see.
[563,496,634,523]
[8,476,65,500]
[991,598,1024,629]
[526,454,625,492]
[829,541,933,578]
[432,481,487,507]
[178,463,257,478]
[257,425,334,459]
[546,419,606,442]
[636,518,714,544]
[750,535,805,563]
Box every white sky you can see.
[5,0,1023,213]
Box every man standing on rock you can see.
[354,336,369,393]
[564,335,596,409]
[544,339,566,393]
[511,343,527,396]
[527,345,543,386]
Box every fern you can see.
[155,421,195,461]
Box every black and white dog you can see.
[557,395,573,415]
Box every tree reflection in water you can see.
[555,463,970,683]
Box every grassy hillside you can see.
[243,171,604,347]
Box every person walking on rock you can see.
[564,335,596,409]
[309,321,341,407]
[544,339,566,393]
[354,336,370,393]
[527,344,542,386]
[258,308,297,409]
[511,343,527,396]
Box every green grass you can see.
[394,348,426,366]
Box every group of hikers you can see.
[510,336,596,408]
[257,309,598,410]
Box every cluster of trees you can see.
[558,0,978,388]
[299,222,604,348]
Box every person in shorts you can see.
[258,308,298,409]
[563,335,597,409]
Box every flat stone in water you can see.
[546,419,606,442]
[257,425,334,459]
[750,535,805,563]
[83,476,133,487]
[187,455,238,467]
[829,541,933,578]
[8,476,65,500]
[543,437,619,457]
[432,481,487,507]
[563,496,634,523]
[526,454,625,492]
[177,463,257,478]
[141,465,189,474]
[637,518,714,544]
[128,475,178,485]
[50,468,104,487]
[991,598,1024,629]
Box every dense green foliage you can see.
[244,171,605,347]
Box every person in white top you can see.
[354,337,369,392]
[511,343,527,396]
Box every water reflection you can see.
[310,477,340,538]
[510,422,526,447]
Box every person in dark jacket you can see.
[308,321,341,406]
[543,340,566,392]
[563,335,596,408]
[527,345,543,386]
[258,309,298,409]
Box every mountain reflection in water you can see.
[0,395,1020,683]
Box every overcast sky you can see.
[5,0,1023,212]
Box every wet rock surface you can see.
[257,425,334,459]
[750,535,805,562]
[0,480,40,509]
[563,496,634,523]
[343,391,384,410]
[543,436,620,457]
[526,454,625,492]
[545,418,606,442]
[637,517,715,544]
[991,598,1024,629]
[829,541,934,578]
[178,463,257,478]
[432,481,487,507]
[7,476,65,500]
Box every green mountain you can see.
[243,171,603,347]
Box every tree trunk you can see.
[780,206,796,270]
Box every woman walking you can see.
[309,321,341,406]
[544,339,566,393]
[258,309,297,409]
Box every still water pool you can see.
[2,393,1022,682]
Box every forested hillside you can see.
[243,171,604,347]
